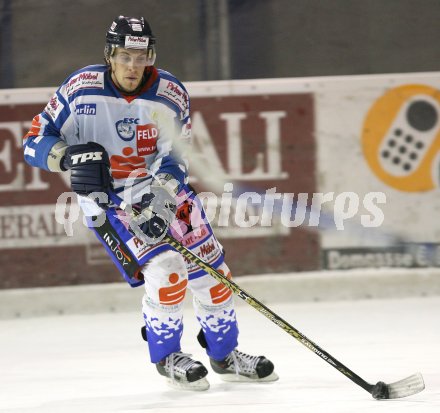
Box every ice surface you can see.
[0,296,439,412]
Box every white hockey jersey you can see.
[23,64,191,202]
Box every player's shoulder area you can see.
[59,64,108,98]
[153,68,190,114]
[156,68,188,91]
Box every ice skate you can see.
[210,349,279,382]
[156,352,210,391]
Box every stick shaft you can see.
[164,234,374,394]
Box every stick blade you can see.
[372,373,425,399]
[387,372,425,399]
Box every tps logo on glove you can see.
[70,151,104,165]
[63,142,112,198]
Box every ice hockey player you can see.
[22,16,278,390]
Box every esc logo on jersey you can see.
[115,117,139,141]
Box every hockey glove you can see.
[62,142,113,204]
[136,185,177,244]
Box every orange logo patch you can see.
[110,147,147,179]
[209,270,232,304]
[159,273,188,305]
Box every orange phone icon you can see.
[362,84,440,192]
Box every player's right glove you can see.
[62,142,113,200]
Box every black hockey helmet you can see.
[104,16,156,66]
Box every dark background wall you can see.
[1,0,440,88]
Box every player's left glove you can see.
[137,184,177,244]
[62,142,113,204]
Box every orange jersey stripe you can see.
[24,115,42,140]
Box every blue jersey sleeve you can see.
[23,87,71,170]
[22,65,106,171]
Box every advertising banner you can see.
[3,71,440,288]
[0,84,318,288]
[314,73,440,269]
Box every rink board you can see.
[1,267,439,319]
[1,72,440,287]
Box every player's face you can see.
[110,48,148,93]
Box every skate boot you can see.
[156,352,210,391]
[210,349,279,382]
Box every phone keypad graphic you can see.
[379,96,440,177]
[362,85,440,192]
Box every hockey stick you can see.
[108,191,425,399]
[166,234,424,399]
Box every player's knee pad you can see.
[190,262,233,308]
[141,250,189,309]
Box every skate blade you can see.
[165,377,210,391]
[218,371,279,383]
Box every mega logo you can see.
[136,123,158,155]
[115,117,139,141]
[75,104,96,115]
[103,232,132,267]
